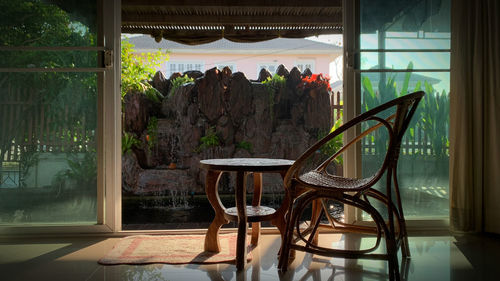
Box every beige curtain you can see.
[450,0,500,233]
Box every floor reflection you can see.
[1,233,495,281]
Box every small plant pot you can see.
[168,162,177,169]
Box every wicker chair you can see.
[277,91,425,281]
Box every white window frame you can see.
[257,63,279,74]
[167,61,205,76]
[294,59,315,73]
[213,62,237,72]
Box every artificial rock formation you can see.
[122,65,332,195]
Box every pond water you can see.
[122,193,344,230]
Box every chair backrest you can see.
[285,91,425,188]
[366,91,425,187]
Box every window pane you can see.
[0,0,97,47]
[361,72,449,218]
[0,72,98,224]
[360,32,450,50]
[359,0,450,220]
[360,0,450,50]
[1,50,99,68]
[360,52,450,70]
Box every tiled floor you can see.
[0,232,498,281]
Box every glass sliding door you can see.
[344,0,450,221]
[0,0,104,225]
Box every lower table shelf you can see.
[224,206,276,222]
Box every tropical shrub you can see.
[145,117,158,151]
[121,39,169,101]
[262,74,286,118]
[236,141,253,153]
[52,151,97,192]
[319,110,344,165]
[122,132,141,155]
[416,83,450,158]
[169,74,194,96]
[361,62,450,158]
[196,126,220,152]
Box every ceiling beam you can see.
[122,0,342,8]
[122,13,342,25]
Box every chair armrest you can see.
[284,113,395,187]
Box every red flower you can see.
[146,135,150,142]
[298,73,331,91]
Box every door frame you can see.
[0,0,121,235]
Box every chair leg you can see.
[392,166,410,258]
[307,199,323,246]
[278,189,314,271]
[381,229,400,281]
[278,189,298,271]
[401,224,411,258]
[278,210,296,271]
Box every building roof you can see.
[126,35,342,55]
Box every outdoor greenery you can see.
[319,110,344,165]
[122,132,141,155]
[146,117,158,151]
[262,74,286,118]
[55,151,97,190]
[416,83,450,159]
[121,39,169,101]
[18,146,39,188]
[361,62,450,158]
[169,74,194,96]
[1,1,99,191]
[196,126,220,152]
[236,141,253,153]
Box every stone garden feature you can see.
[122,65,332,199]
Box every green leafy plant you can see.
[18,145,39,188]
[144,87,163,104]
[146,117,158,151]
[122,132,141,155]
[262,74,286,119]
[1,2,98,167]
[169,75,195,96]
[417,83,450,158]
[53,152,97,193]
[361,62,413,155]
[65,152,97,187]
[196,126,220,152]
[236,141,253,153]
[121,39,169,101]
[319,110,344,165]
[360,61,450,158]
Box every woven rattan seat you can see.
[278,92,425,281]
[299,171,375,191]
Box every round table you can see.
[200,158,294,270]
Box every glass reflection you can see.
[0,0,97,47]
[359,0,450,219]
[0,72,98,224]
